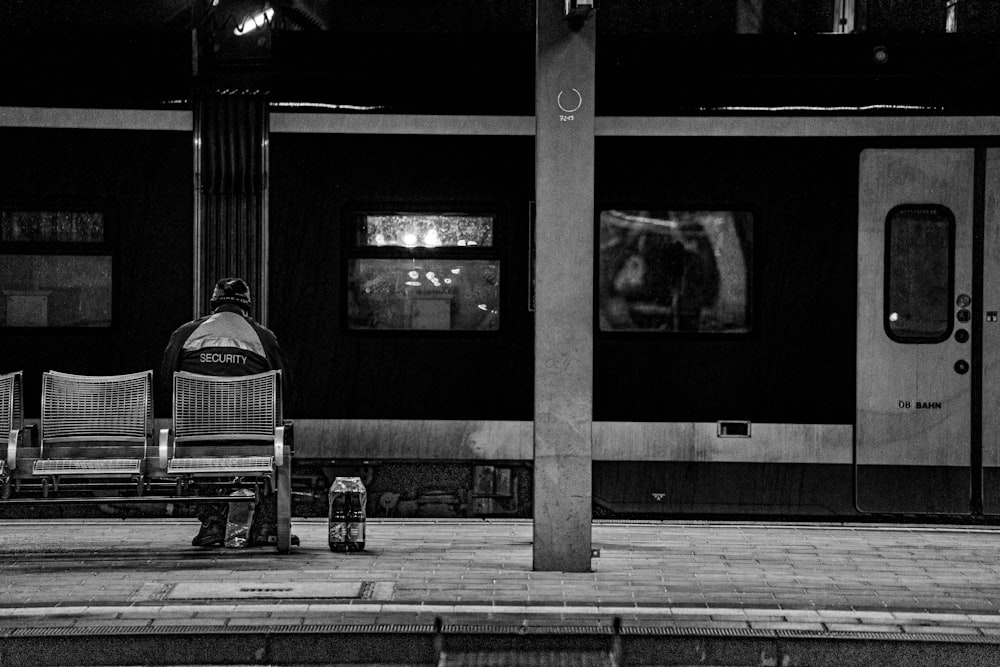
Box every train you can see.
[3,0,1000,521]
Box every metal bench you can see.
[1,370,25,498]
[29,370,154,496]
[158,370,293,553]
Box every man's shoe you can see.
[192,521,225,547]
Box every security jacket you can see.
[160,304,292,407]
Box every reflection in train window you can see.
[885,205,954,343]
[347,213,499,331]
[599,210,752,333]
[1,210,112,328]
[354,213,494,248]
[1,210,104,243]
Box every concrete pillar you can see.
[533,0,595,572]
[193,90,270,324]
[192,5,271,324]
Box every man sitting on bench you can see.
[161,277,294,547]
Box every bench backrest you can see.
[1,370,23,433]
[172,370,282,443]
[41,370,154,456]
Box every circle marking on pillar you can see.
[557,88,583,113]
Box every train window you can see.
[354,213,494,248]
[599,209,752,333]
[885,205,954,343]
[0,209,112,328]
[347,212,500,331]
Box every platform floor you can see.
[2,518,1000,665]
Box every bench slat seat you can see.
[167,455,273,475]
[33,458,143,476]
[29,456,145,479]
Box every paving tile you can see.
[226,616,305,626]
[149,618,218,626]
[901,625,983,635]
[966,614,1000,623]
[816,610,896,620]
[664,620,752,629]
[74,618,152,627]
[825,623,902,633]
[750,622,827,631]
[891,612,975,622]
[0,616,82,627]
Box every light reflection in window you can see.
[599,210,752,333]
[1,210,104,243]
[355,214,494,248]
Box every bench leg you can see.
[275,463,292,554]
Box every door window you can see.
[885,205,954,343]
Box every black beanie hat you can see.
[210,277,252,312]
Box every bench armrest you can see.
[158,428,171,469]
[7,428,19,471]
[273,426,284,467]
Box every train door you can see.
[856,148,974,514]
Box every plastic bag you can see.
[225,489,256,548]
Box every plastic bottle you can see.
[329,476,367,552]
[328,486,347,551]
[345,485,366,552]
